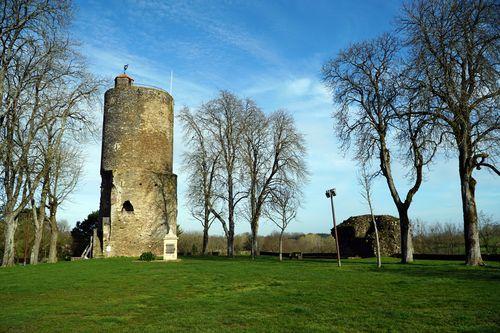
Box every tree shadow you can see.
[178,255,500,284]
[365,262,500,283]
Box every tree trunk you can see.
[202,226,209,255]
[30,171,50,264]
[251,220,260,259]
[48,227,58,263]
[2,214,17,267]
[0,66,4,126]
[370,213,382,268]
[30,225,43,264]
[456,134,483,266]
[227,175,235,258]
[379,141,415,264]
[47,202,59,263]
[279,231,284,262]
[227,230,234,258]
[460,168,483,266]
[398,207,414,263]
[23,223,29,265]
[227,208,235,257]
[209,207,231,256]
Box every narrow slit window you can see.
[122,200,134,212]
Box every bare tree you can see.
[322,34,437,263]
[199,91,247,257]
[1,32,56,266]
[0,0,70,127]
[26,34,99,265]
[478,211,499,255]
[46,144,82,263]
[242,108,308,259]
[265,186,300,261]
[0,0,70,263]
[179,107,220,255]
[400,0,499,265]
[358,163,381,268]
[1,0,100,266]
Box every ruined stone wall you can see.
[98,76,177,257]
[332,215,401,257]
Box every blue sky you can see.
[62,0,499,234]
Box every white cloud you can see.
[287,78,312,95]
[126,0,282,65]
[63,1,499,234]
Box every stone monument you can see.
[163,229,178,261]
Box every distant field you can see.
[1,257,499,332]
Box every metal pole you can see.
[329,195,341,267]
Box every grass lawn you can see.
[0,256,499,332]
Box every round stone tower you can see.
[97,74,177,257]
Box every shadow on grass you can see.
[179,255,500,283]
[376,263,500,282]
[340,258,500,283]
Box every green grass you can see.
[0,257,499,332]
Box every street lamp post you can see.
[326,188,341,267]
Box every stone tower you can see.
[97,74,177,257]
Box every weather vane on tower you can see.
[123,64,128,74]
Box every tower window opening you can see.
[122,200,134,212]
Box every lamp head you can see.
[325,188,336,198]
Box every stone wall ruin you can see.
[331,215,401,257]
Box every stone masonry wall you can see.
[102,83,174,173]
[99,76,177,257]
[332,215,401,257]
